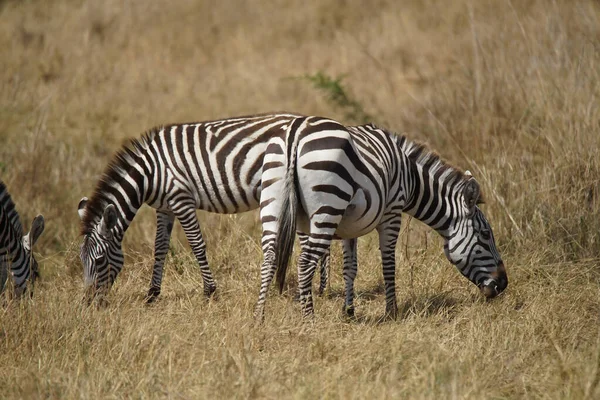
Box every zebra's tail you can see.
[275,123,302,294]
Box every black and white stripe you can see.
[256,120,507,319]
[0,181,45,297]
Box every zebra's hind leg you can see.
[171,201,217,298]
[342,238,358,317]
[146,210,175,303]
[253,245,276,324]
[297,234,333,318]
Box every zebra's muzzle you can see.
[83,285,110,308]
[480,283,499,298]
[480,262,508,299]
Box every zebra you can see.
[254,118,507,320]
[0,180,45,297]
[77,113,334,302]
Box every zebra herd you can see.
[2,112,507,321]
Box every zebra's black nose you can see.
[494,262,508,293]
[481,283,498,298]
[481,262,508,298]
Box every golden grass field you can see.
[1,0,600,398]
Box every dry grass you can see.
[1,0,600,398]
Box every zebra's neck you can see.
[0,182,24,239]
[0,183,26,272]
[81,135,154,242]
[1,210,21,258]
[0,207,29,289]
[398,137,468,237]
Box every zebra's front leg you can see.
[298,235,331,318]
[171,202,216,298]
[377,214,402,320]
[342,238,358,317]
[146,210,175,303]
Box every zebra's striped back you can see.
[0,181,45,297]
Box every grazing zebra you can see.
[0,181,45,297]
[254,118,507,320]
[77,113,334,302]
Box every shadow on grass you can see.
[397,292,459,320]
[337,291,461,326]
[321,282,385,301]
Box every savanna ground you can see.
[1,0,600,398]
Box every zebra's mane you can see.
[401,137,468,183]
[80,127,160,235]
[0,180,24,238]
[366,123,470,185]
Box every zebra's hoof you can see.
[384,307,398,321]
[146,287,161,304]
[253,308,265,326]
[204,285,217,299]
[301,311,315,320]
[342,304,355,318]
[95,295,109,309]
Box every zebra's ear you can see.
[464,178,481,212]
[78,197,88,220]
[26,215,45,249]
[23,215,44,251]
[99,204,117,237]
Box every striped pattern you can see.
[0,181,45,297]
[255,120,507,319]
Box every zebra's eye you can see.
[95,254,107,265]
[480,230,491,241]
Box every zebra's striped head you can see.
[1,215,45,297]
[78,197,123,301]
[443,174,507,298]
[20,215,45,292]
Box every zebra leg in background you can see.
[297,234,333,317]
[341,238,358,317]
[377,214,402,319]
[170,201,216,298]
[146,210,175,303]
[318,249,330,296]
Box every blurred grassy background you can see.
[1,0,600,398]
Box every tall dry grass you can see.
[1,0,600,398]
